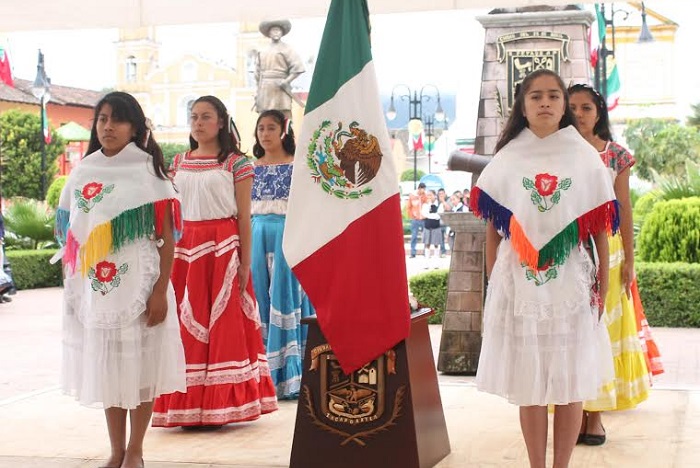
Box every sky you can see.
[3,1,699,138]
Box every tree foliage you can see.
[0,110,64,200]
[160,142,189,169]
[46,175,68,209]
[623,119,700,181]
[688,102,700,128]
[400,168,426,182]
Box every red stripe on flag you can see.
[291,194,410,374]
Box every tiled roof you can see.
[0,78,103,108]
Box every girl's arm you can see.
[146,207,175,327]
[234,176,253,294]
[485,221,501,279]
[614,168,634,296]
[593,229,609,317]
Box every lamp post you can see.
[424,116,435,174]
[31,49,51,200]
[594,3,653,103]
[385,84,444,189]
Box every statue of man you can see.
[255,19,306,118]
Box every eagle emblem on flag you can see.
[307,120,382,199]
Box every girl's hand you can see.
[621,260,634,298]
[145,289,168,327]
[238,263,250,294]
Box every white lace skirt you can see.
[61,239,186,409]
[476,241,614,406]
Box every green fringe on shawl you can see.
[537,221,580,269]
[111,203,156,251]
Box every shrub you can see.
[637,262,700,327]
[637,197,700,263]
[400,169,426,182]
[407,263,700,328]
[6,249,62,290]
[46,176,67,209]
[3,198,56,249]
[632,190,659,231]
[409,269,448,324]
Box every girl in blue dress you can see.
[251,110,314,399]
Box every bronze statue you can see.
[255,19,306,118]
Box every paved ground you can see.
[1,277,699,467]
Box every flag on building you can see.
[282,0,410,374]
[590,4,621,110]
[0,46,13,87]
[42,102,52,144]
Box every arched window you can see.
[126,56,137,83]
[178,96,197,127]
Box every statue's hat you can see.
[259,19,292,38]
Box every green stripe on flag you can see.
[304,0,372,115]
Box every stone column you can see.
[437,212,485,374]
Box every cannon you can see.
[447,150,491,174]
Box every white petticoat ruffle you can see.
[476,241,614,406]
[61,239,186,409]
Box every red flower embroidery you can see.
[82,182,104,200]
[534,173,558,197]
[95,261,118,283]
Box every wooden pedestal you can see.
[290,309,450,468]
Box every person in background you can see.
[421,190,443,269]
[406,182,427,258]
[447,193,465,252]
[436,188,452,256]
[152,95,277,429]
[569,83,662,446]
[250,109,314,399]
[0,213,14,302]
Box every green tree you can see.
[45,175,68,209]
[160,142,189,169]
[688,102,700,128]
[400,168,426,182]
[0,110,63,200]
[623,119,700,181]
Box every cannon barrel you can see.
[447,151,491,173]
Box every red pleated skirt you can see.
[152,218,278,427]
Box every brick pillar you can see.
[437,212,486,374]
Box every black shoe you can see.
[584,430,606,446]
[1,295,11,303]
[182,424,223,431]
[576,433,586,445]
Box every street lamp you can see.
[594,3,654,103]
[31,49,51,200]
[638,2,654,43]
[385,84,444,189]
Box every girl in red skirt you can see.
[153,96,278,428]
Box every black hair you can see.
[568,83,613,141]
[87,91,167,180]
[252,109,296,159]
[188,95,244,163]
[495,69,577,153]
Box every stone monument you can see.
[438,5,595,374]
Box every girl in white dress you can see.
[469,70,616,468]
[56,92,186,468]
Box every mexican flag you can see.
[590,4,621,110]
[0,46,13,87]
[283,0,410,374]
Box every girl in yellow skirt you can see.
[569,83,661,446]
